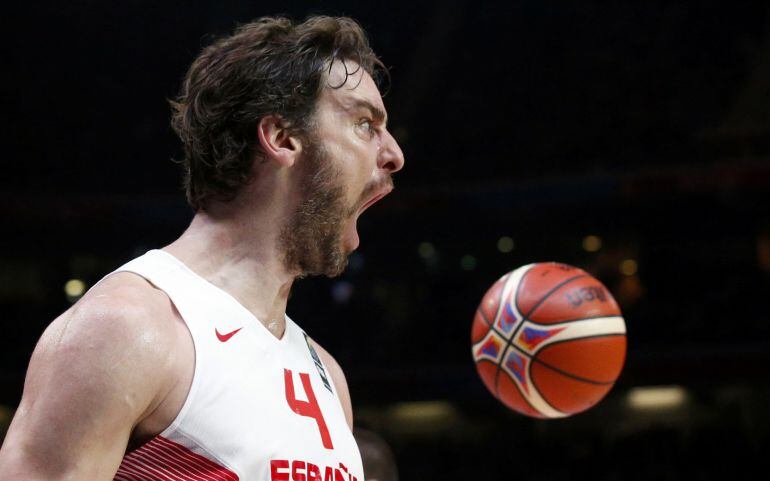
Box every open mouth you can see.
[358,185,392,215]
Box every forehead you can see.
[317,59,386,118]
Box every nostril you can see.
[378,132,405,173]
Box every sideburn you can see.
[280,139,349,278]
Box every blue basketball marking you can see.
[498,302,518,334]
[505,352,527,384]
[481,338,500,358]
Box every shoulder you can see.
[0,272,184,477]
[45,272,177,359]
[32,272,181,414]
[308,338,354,430]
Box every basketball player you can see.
[0,16,404,480]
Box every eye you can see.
[357,118,376,138]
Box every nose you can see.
[377,129,405,174]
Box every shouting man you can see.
[0,15,404,481]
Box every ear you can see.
[257,115,303,168]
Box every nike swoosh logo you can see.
[215,327,242,342]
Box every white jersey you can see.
[108,250,363,481]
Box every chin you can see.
[324,263,348,279]
[323,248,350,278]
[298,243,349,279]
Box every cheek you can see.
[347,170,370,206]
[329,151,366,206]
[338,146,374,186]
[325,136,378,204]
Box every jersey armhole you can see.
[109,267,202,441]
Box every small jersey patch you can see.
[304,333,333,394]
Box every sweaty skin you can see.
[0,61,403,480]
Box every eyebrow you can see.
[345,98,388,126]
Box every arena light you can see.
[331,281,354,304]
[389,401,457,424]
[620,259,638,276]
[64,279,86,298]
[497,236,515,253]
[418,242,436,259]
[386,400,461,435]
[582,235,603,252]
[0,404,12,424]
[627,386,687,410]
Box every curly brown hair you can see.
[170,16,385,211]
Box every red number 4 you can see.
[284,369,334,449]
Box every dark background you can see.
[2,1,770,479]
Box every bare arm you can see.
[0,279,177,480]
[310,340,354,430]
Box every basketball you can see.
[471,262,627,418]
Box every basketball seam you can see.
[520,274,589,319]
[530,357,617,386]
[494,272,587,407]
[492,272,519,398]
[478,309,492,327]
[528,354,616,416]
[524,312,623,326]
[531,333,627,384]
[510,273,587,348]
[481,359,542,417]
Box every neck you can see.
[163,194,297,339]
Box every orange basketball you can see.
[471,262,627,418]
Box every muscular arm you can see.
[310,340,354,430]
[0,278,178,480]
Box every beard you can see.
[279,136,356,278]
